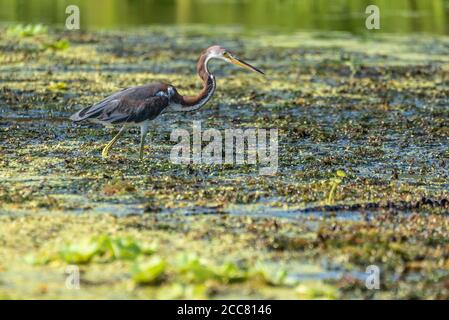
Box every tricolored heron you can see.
[70,45,264,160]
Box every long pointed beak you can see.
[228,55,264,75]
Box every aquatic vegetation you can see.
[59,238,102,264]
[26,235,157,265]
[21,234,292,292]
[251,263,288,286]
[156,283,208,299]
[326,170,347,204]
[47,82,69,92]
[0,24,448,299]
[296,282,339,300]
[102,180,137,196]
[43,39,71,51]
[131,257,167,285]
[175,254,249,284]
[175,254,225,283]
[6,24,47,37]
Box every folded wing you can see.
[70,84,171,124]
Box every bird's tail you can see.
[70,105,94,122]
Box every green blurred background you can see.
[0,0,448,34]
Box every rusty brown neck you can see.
[179,51,216,109]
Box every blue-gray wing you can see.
[70,84,171,124]
[95,96,169,124]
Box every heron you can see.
[70,45,264,160]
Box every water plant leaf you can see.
[251,263,288,286]
[47,82,68,91]
[157,284,208,299]
[6,24,47,37]
[131,256,166,285]
[59,240,101,264]
[24,253,52,266]
[217,262,248,283]
[176,254,217,283]
[336,170,347,178]
[56,235,153,264]
[44,39,71,51]
[296,282,338,299]
[108,237,142,260]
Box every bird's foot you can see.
[102,147,110,159]
[139,146,148,161]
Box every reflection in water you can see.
[0,0,448,34]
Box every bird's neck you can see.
[179,52,216,110]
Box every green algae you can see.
[0,24,448,299]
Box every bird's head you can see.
[206,45,264,75]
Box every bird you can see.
[70,45,264,160]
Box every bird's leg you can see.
[139,124,149,160]
[102,126,126,158]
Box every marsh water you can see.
[1,0,449,35]
[0,1,449,300]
